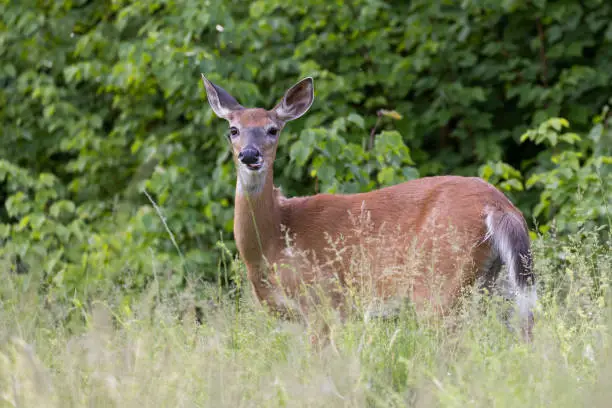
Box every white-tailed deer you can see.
[201,75,537,339]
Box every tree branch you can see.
[368,110,383,150]
[536,18,548,87]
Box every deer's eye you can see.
[268,127,279,137]
[229,127,239,138]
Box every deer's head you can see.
[202,75,314,194]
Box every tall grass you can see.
[1,231,610,407]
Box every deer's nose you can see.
[238,147,262,165]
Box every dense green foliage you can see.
[1,0,611,301]
[1,1,612,404]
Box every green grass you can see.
[1,231,611,407]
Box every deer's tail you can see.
[485,209,537,339]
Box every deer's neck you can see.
[233,168,282,283]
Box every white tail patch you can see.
[516,284,537,321]
[485,211,515,281]
[484,209,537,332]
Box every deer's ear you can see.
[201,74,244,119]
[273,77,314,122]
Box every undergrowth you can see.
[0,231,611,407]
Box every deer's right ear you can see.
[201,74,244,120]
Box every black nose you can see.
[238,147,261,165]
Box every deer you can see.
[201,75,537,341]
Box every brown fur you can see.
[229,108,274,128]
[201,76,534,337]
[234,169,523,317]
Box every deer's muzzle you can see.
[238,146,263,170]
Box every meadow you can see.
[1,230,610,407]
[2,1,612,406]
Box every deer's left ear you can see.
[272,77,314,122]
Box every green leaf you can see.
[479,164,494,181]
[316,163,336,183]
[549,118,570,131]
[377,167,395,185]
[347,113,365,129]
[525,174,541,189]
[0,224,10,238]
[49,200,76,218]
[141,213,156,232]
[559,133,581,145]
[401,167,419,180]
[289,140,312,166]
[500,179,524,192]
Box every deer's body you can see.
[202,75,537,337]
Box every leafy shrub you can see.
[1,0,611,299]
[521,111,611,235]
[481,108,611,236]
